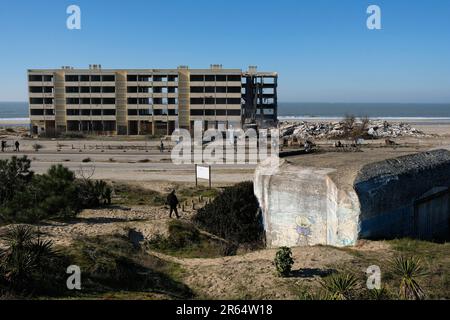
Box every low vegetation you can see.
[193,181,264,247]
[64,234,193,299]
[274,247,294,277]
[0,156,111,224]
[148,220,236,258]
[0,225,68,297]
[0,226,192,299]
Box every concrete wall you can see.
[254,159,360,248]
[254,150,450,248]
[354,150,450,240]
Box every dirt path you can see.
[0,200,393,300]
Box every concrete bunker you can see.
[254,149,450,247]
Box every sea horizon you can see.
[1,101,450,123]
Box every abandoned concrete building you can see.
[254,149,450,247]
[27,65,277,136]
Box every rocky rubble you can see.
[280,120,427,140]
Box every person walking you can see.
[1,140,5,152]
[14,141,20,152]
[166,189,180,219]
[160,139,165,153]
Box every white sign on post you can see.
[195,165,211,188]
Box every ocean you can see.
[1,101,450,122]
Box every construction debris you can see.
[280,120,427,141]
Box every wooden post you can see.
[209,165,211,189]
[195,164,198,187]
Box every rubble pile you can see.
[280,120,427,140]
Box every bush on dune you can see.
[0,156,111,224]
[193,181,264,246]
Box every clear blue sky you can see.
[0,0,449,103]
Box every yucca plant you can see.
[367,286,391,300]
[319,273,359,300]
[0,225,55,292]
[391,256,427,300]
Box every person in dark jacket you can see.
[166,189,179,218]
[1,141,5,152]
[14,141,20,152]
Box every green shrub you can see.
[148,220,236,258]
[319,273,359,300]
[0,156,33,206]
[274,246,294,277]
[0,225,68,296]
[193,181,263,245]
[391,256,427,300]
[0,157,111,224]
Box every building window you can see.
[80,87,90,93]
[205,109,215,116]
[216,87,226,93]
[29,75,43,82]
[44,98,53,104]
[66,98,79,104]
[103,109,116,116]
[190,109,204,116]
[80,75,90,82]
[30,109,44,115]
[127,75,137,81]
[30,98,44,104]
[65,87,79,93]
[205,87,215,93]
[216,98,226,104]
[67,109,80,116]
[91,98,101,104]
[227,75,241,82]
[190,87,204,93]
[29,87,43,93]
[138,98,151,105]
[127,87,138,93]
[128,109,138,115]
[102,87,115,93]
[190,98,204,104]
[92,109,102,116]
[81,98,90,104]
[102,75,115,82]
[205,97,215,104]
[216,75,226,82]
[227,98,241,104]
[128,98,138,104]
[227,109,241,116]
[168,75,178,82]
[227,86,241,93]
[190,75,204,81]
[216,109,226,116]
[139,109,152,116]
[65,75,79,82]
[102,98,115,104]
[205,75,215,82]
[91,87,101,93]
[138,75,151,82]
[91,75,101,81]
[81,109,90,116]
